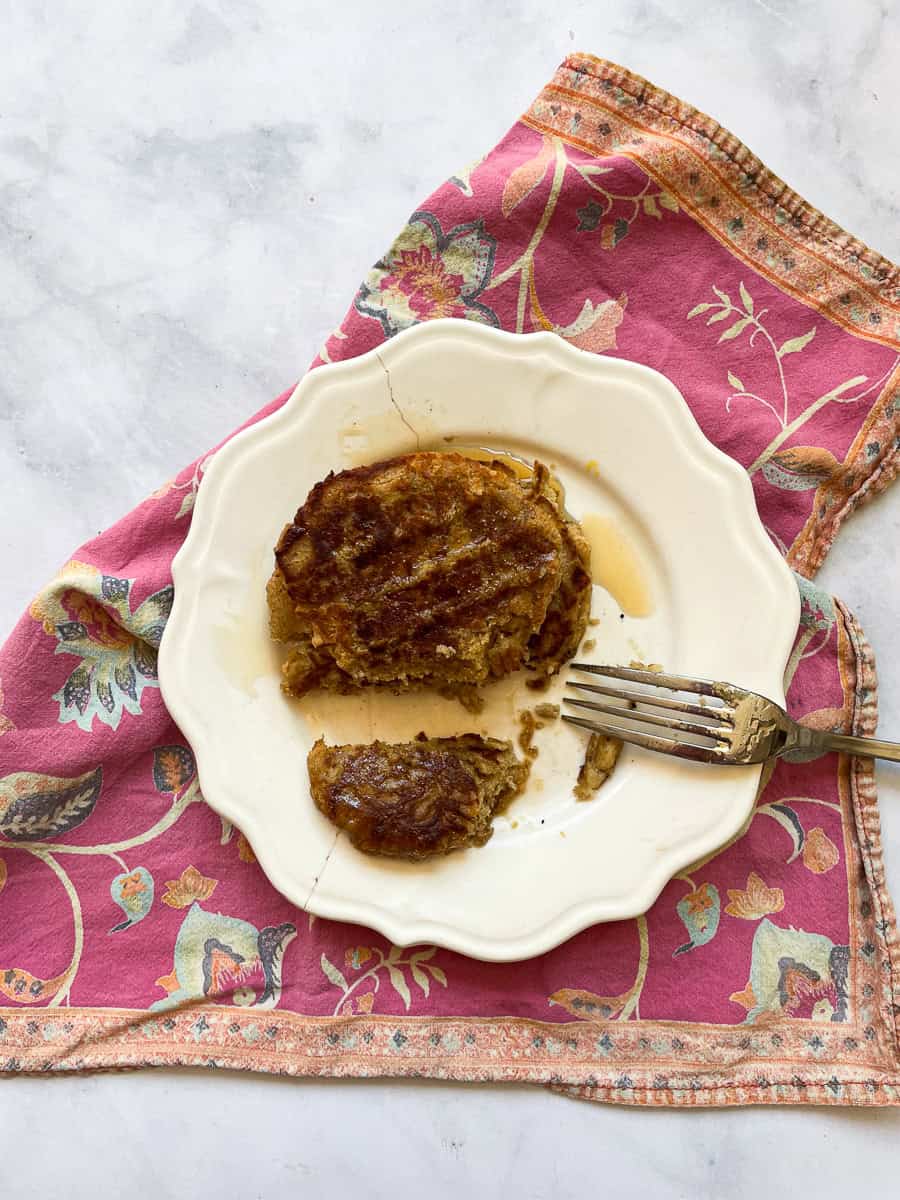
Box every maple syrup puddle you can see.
[580,513,653,618]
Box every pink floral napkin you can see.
[2,54,899,1105]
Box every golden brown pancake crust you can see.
[308,734,529,859]
[271,452,590,698]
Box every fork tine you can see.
[571,663,719,698]
[563,696,729,741]
[567,679,731,723]
[561,714,725,763]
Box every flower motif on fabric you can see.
[151,902,296,1012]
[724,872,785,920]
[354,210,499,336]
[161,865,218,908]
[29,560,172,731]
[538,293,626,353]
[673,882,721,956]
[730,919,849,1024]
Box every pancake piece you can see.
[269,452,591,699]
[573,732,622,801]
[308,734,529,859]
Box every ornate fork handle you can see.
[782,723,900,764]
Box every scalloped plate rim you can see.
[159,319,799,961]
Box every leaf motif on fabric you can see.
[0,858,6,895]
[407,948,439,997]
[110,866,155,931]
[114,662,138,702]
[795,576,836,634]
[133,585,174,648]
[673,882,720,955]
[576,200,603,231]
[802,827,840,874]
[757,801,805,862]
[152,745,196,794]
[410,963,430,997]
[600,217,630,249]
[386,963,412,1010]
[717,316,751,344]
[777,327,816,358]
[320,953,348,992]
[0,766,102,841]
[762,446,842,491]
[176,490,196,520]
[500,136,553,217]
[96,678,115,713]
[800,706,849,733]
[428,964,448,988]
[727,370,746,392]
[62,666,92,716]
[706,307,731,324]
[548,988,630,1020]
[725,872,785,920]
[100,575,131,603]
[133,640,159,679]
[0,966,67,1004]
[552,293,627,354]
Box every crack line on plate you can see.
[303,829,341,911]
[375,350,421,450]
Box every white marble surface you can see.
[2,1,899,1195]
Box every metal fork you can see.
[563,664,900,765]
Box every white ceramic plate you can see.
[159,320,798,961]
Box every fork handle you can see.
[820,732,900,763]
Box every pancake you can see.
[268,451,591,700]
[307,734,528,859]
